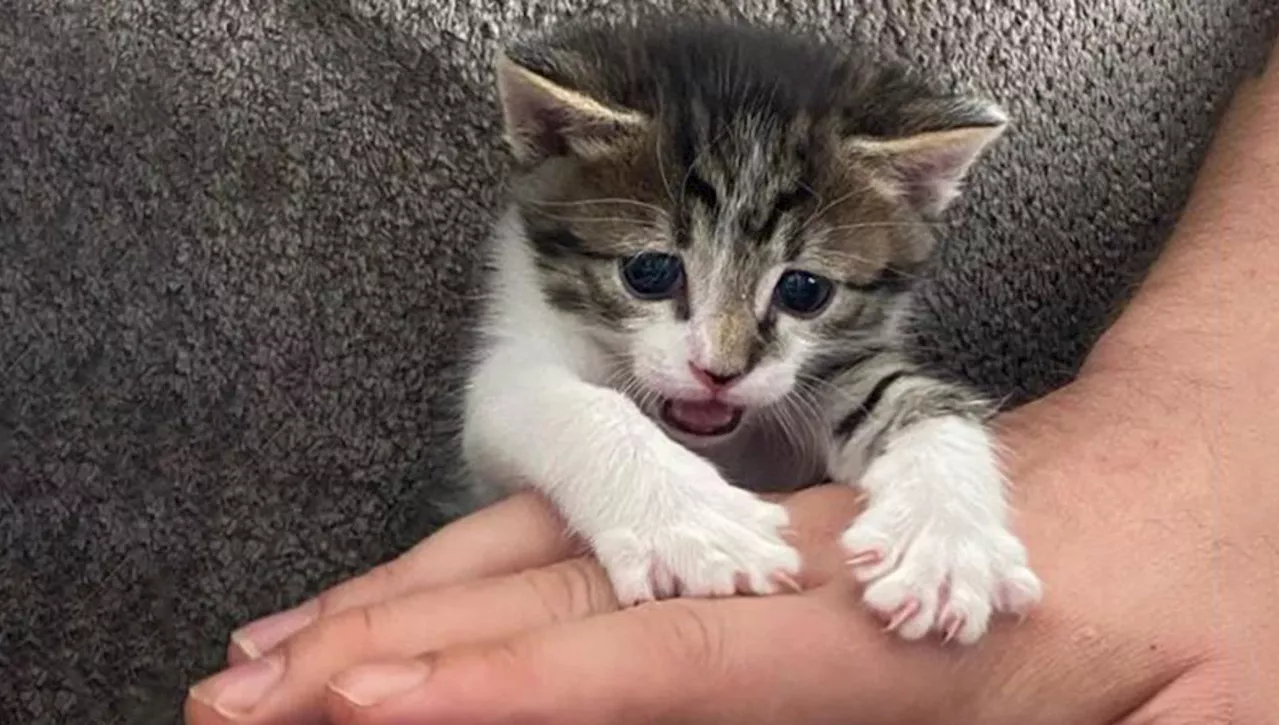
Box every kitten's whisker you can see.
[793,372,862,406]
[767,394,815,463]
[791,398,821,462]
[529,198,670,219]
[797,179,824,209]
[798,187,863,232]
[822,220,947,234]
[763,403,800,458]
[810,248,928,282]
[798,389,833,434]
[784,399,816,459]
[525,211,665,228]
[809,247,884,268]
[765,401,793,447]
[654,104,677,206]
[677,123,732,208]
[785,385,825,433]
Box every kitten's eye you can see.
[620,252,684,300]
[773,270,834,317]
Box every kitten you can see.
[463,17,1041,644]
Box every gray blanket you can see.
[1,1,1273,722]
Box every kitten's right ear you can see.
[496,54,648,163]
[843,99,1007,217]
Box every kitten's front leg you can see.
[465,355,800,604]
[823,355,1042,644]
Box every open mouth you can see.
[660,399,744,438]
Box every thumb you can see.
[323,587,957,725]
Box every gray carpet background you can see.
[0,1,1274,722]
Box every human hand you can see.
[185,372,1266,725]
[183,480,866,724]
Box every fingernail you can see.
[230,602,317,660]
[330,660,432,707]
[189,655,284,718]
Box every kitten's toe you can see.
[842,513,1039,644]
[859,545,945,640]
[592,496,800,604]
[933,580,994,645]
[997,565,1043,616]
[668,492,800,597]
[839,505,908,582]
[933,552,1038,644]
[607,565,658,606]
[733,540,802,596]
[680,551,739,598]
[593,528,659,605]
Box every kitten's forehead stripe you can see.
[683,172,719,213]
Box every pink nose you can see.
[688,362,742,390]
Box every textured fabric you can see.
[0,1,1273,722]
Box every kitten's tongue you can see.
[664,400,741,436]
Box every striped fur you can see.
[465,16,1040,643]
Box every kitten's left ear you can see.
[496,54,648,164]
[844,100,1007,216]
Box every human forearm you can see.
[964,47,1279,723]
[1086,46,1277,391]
[1074,45,1276,564]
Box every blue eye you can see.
[620,252,684,300]
[773,270,834,316]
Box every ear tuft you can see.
[495,54,647,163]
[845,101,1007,216]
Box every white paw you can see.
[842,511,1041,644]
[591,485,801,605]
[839,417,1042,644]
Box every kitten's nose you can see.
[689,362,742,390]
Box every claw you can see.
[772,571,802,594]
[883,599,921,633]
[942,614,965,644]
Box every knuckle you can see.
[644,600,726,676]
[315,557,404,618]
[283,603,379,662]
[313,581,354,620]
[518,558,615,624]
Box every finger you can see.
[228,492,575,663]
[325,587,959,725]
[187,556,617,725]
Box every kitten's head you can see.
[496,18,1005,444]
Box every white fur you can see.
[464,213,800,602]
[466,212,1038,642]
[835,416,1042,643]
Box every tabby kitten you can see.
[463,17,1041,644]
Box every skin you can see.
[185,46,1277,725]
